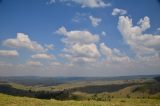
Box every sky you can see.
[0,0,160,77]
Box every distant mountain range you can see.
[0,74,159,86]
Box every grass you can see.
[0,93,160,106]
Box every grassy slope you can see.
[0,93,160,106]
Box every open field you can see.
[0,93,160,106]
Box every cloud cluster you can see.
[112,8,127,16]
[118,16,160,57]
[56,26,100,63]
[89,16,102,27]
[3,33,45,52]
[56,26,131,64]
[49,0,111,8]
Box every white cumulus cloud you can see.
[64,43,100,58]
[118,16,160,57]
[3,33,45,52]
[56,26,99,44]
[112,8,127,16]
[89,16,102,27]
[56,26,100,63]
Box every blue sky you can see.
[0,0,160,76]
